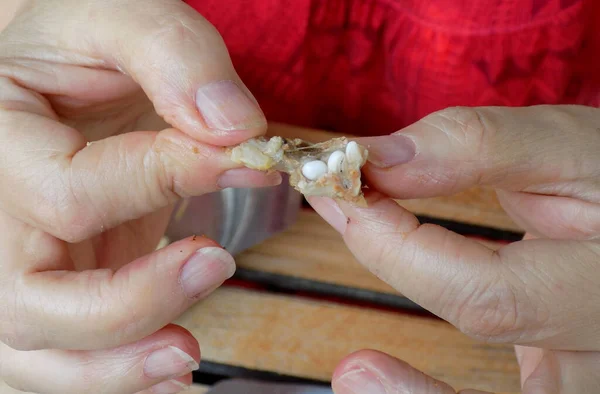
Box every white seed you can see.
[345,141,363,164]
[301,160,328,180]
[327,150,345,173]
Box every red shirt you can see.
[186,0,600,136]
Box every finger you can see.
[517,346,600,394]
[2,0,267,146]
[309,193,600,350]
[331,349,491,394]
[495,190,600,240]
[144,374,193,394]
[1,324,198,394]
[515,346,549,389]
[0,80,280,242]
[359,105,600,239]
[457,391,492,394]
[0,218,234,351]
[359,105,600,199]
[0,381,26,394]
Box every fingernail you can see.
[361,134,416,168]
[144,346,199,379]
[307,197,347,234]
[334,365,387,394]
[150,379,190,394]
[218,168,282,189]
[180,247,236,298]
[196,80,266,131]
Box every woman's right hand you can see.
[0,1,278,393]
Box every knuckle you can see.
[352,215,410,276]
[365,237,397,278]
[0,332,41,352]
[89,273,147,345]
[155,149,184,202]
[152,132,195,201]
[431,106,491,157]
[76,360,142,394]
[412,167,464,192]
[72,362,110,394]
[45,200,93,243]
[77,271,127,328]
[143,12,223,59]
[451,275,531,342]
[0,319,45,351]
[160,16,212,42]
[30,183,87,243]
[426,106,498,185]
[0,291,46,352]
[100,310,146,349]
[0,113,94,243]
[0,294,37,352]
[44,172,106,243]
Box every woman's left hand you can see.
[309,105,600,393]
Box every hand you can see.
[309,105,600,393]
[0,1,280,393]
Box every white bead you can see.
[345,141,363,164]
[301,160,328,180]
[327,150,345,173]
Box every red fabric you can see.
[185,0,600,136]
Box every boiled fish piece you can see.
[227,136,369,205]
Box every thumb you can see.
[5,0,266,146]
[0,78,280,243]
[332,349,492,394]
[359,105,600,200]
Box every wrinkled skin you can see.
[0,1,278,393]
[2,1,600,394]
[310,105,600,393]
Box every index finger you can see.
[309,193,600,351]
[1,0,266,146]
[0,77,280,244]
